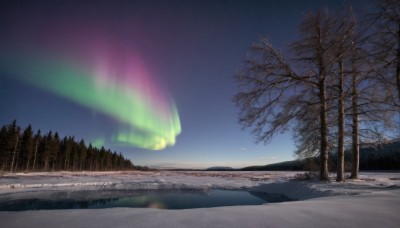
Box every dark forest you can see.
[0,120,148,172]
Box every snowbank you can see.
[0,171,399,227]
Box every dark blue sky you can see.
[0,0,372,168]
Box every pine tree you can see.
[78,139,87,171]
[8,120,21,172]
[99,147,106,171]
[71,138,79,171]
[51,132,60,171]
[32,130,41,171]
[61,136,71,170]
[20,124,34,172]
[42,131,53,171]
[0,126,8,171]
[87,144,95,171]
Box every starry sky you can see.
[0,0,372,169]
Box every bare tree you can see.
[235,11,340,181]
[349,41,361,179]
[329,8,357,182]
[291,11,339,180]
[235,6,398,181]
[292,6,396,180]
[292,95,321,160]
[370,0,400,105]
[346,31,398,178]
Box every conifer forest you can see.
[0,120,139,172]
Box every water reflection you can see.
[0,190,293,211]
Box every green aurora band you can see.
[1,52,181,150]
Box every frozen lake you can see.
[0,189,293,211]
[0,171,399,227]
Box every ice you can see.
[0,171,399,227]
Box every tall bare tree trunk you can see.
[396,21,400,102]
[337,60,345,182]
[350,63,360,179]
[10,134,19,172]
[319,77,330,181]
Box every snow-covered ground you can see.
[0,171,399,227]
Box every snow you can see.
[1,171,399,227]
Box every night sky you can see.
[0,0,372,169]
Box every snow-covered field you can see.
[0,171,399,227]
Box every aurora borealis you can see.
[1,40,181,150]
[0,0,368,168]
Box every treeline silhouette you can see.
[241,141,400,171]
[0,120,147,172]
[358,141,400,171]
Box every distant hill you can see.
[358,140,400,170]
[206,166,234,171]
[241,140,400,171]
[241,160,304,171]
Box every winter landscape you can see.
[1,0,400,227]
[0,171,400,227]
